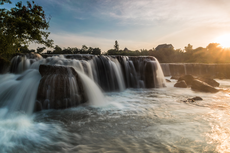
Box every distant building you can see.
[155,44,174,51]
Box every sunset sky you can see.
[5,0,230,52]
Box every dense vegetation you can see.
[105,42,230,63]
[0,0,53,59]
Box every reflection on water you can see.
[1,79,230,152]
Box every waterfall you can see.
[0,69,41,115]
[0,54,166,113]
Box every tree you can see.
[114,40,119,51]
[184,44,193,52]
[92,48,101,55]
[81,45,88,53]
[53,45,62,54]
[36,47,46,54]
[0,0,53,58]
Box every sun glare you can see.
[216,34,230,48]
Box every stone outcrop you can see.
[198,77,219,87]
[178,75,194,86]
[174,80,187,88]
[36,65,86,111]
[191,79,219,93]
[144,61,157,88]
[173,74,219,93]
[0,57,10,74]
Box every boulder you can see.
[191,79,219,93]
[178,75,194,86]
[192,96,203,101]
[36,65,87,110]
[198,77,219,87]
[174,80,187,88]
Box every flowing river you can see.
[0,54,230,153]
[1,78,230,152]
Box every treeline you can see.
[105,43,230,63]
[19,45,102,55]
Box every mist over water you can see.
[0,54,230,152]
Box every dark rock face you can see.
[144,61,157,88]
[191,79,219,93]
[174,80,187,88]
[178,75,195,86]
[0,57,10,74]
[36,65,86,110]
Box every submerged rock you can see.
[183,96,203,103]
[192,96,203,101]
[174,80,187,88]
[191,79,219,93]
[36,65,86,110]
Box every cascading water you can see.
[1,54,166,113]
[160,63,230,78]
[0,69,41,115]
[1,53,230,153]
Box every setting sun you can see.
[216,34,230,48]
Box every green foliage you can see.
[47,45,101,55]
[106,43,230,63]
[0,0,53,58]
[36,47,46,54]
[53,45,62,54]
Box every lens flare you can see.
[216,34,230,48]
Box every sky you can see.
[4,0,230,52]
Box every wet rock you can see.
[37,65,87,110]
[178,75,195,86]
[0,57,10,74]
[144,61,157,88]
[192,96,203,101]
[187,98,195,102]
[198,77,219,87]
[174,80,187,88]
[34,100,42,112]
[191,79,219,93]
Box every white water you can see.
[0,54,197,152]
[153,58,166,87]
[77,71,106,106]
[1,78,230,152]
[0,69,41,115]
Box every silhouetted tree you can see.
[53,45,62,54]
[114,40,119,51]
[37,47,46,54]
